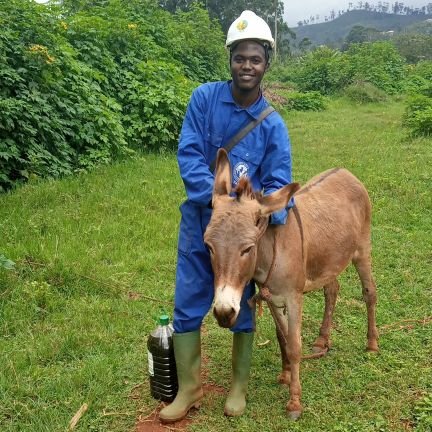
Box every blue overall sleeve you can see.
[177,88,213,207]
[260,117,293,225]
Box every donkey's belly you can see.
[304,275,338,292]
[304,256,352,292]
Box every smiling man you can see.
[159,10,294,423]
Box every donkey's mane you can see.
[234,177,263,201]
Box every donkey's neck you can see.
[253,226,278,285]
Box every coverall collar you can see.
[220,80,266,120]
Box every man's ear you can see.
[213,148,232,199]
[258,183,301,216]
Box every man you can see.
[159,10,293,423]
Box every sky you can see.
[283,0,430,26]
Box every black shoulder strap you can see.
[209,105,275,172]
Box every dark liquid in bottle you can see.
[147,330,178,402]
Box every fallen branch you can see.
[68,403,88,431]
[102,409,135,417]
[380,316,432,333]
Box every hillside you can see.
[292,10,432,47]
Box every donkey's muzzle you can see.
[213,305,238,329]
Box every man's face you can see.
[230,41,267,92]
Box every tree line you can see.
[297,1,432,26]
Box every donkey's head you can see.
[204,149,299,328]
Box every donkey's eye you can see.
[205,243,214,255]
[241,246,254,256]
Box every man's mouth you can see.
[239,74,255,80]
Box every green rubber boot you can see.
[159,330,203,423]
[224,332,254,417]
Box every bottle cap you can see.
[159,314,169,325]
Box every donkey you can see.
[204,148,379,419]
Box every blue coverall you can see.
[173,81,293,334]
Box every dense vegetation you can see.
[1,1,432,192]
[0,0,227,191]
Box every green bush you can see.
[280,41,406,97]
[285,91,327,111]
[403,94,432,137]
[402,61,432,95]
[265,60,299,87]
[346,41,406,94]
[292,46,351,94]
[0,0,227,191]
[344,81,387,103]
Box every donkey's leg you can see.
[353,248,379,352]
[268,302,290,385]
[284,291,303,420]
[312,279,340,353]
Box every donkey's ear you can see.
[258,183,301,216]
[213,148,232,199]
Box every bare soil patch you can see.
[136,383,225,432]
[136,349,225,432]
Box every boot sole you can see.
[224,407,245,417]
[159,400,201,424]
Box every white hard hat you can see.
[226,10,275,49]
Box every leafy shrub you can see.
[291,46,351,94]
[280,42,406,96]
[403,95,432,136]
[0,2,130,190]
[0,0,227,190]
[344,81,387,103]
[285,91,327,111]
[265,60,299,86]
[402,61,432,95]
[346,41,406,94]
[393,33,432,63]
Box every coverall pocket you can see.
[178,202,193,256]
[178,226,191,256]
[231,145,263,183]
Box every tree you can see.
[298,37,312,53]
[394,33,432,63]
[344,25,381,48]
[157,0,291,59]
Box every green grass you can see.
[1,98,431,431]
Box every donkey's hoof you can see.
[277,371,290,385]
[366,341,379,353]
[287,409,302,420]
[312,339,331,353]
[286,401,302,420]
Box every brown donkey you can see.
[204,149,379,419]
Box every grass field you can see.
[0,98,431,432]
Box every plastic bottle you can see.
[147,314,178,402]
